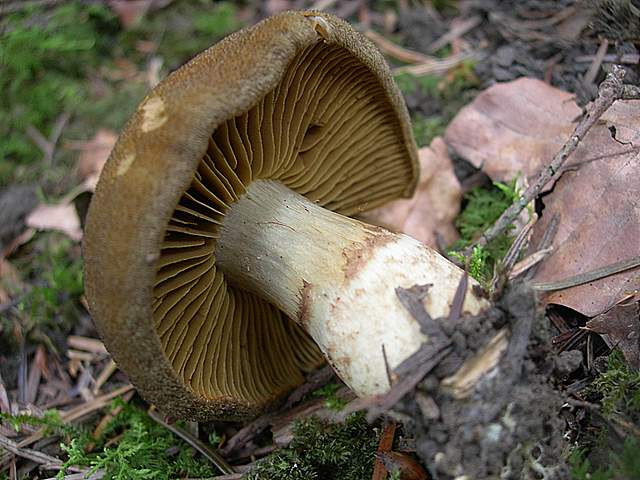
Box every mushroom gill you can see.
[152,41,415,405]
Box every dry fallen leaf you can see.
[444,78,640,317]
[75,132,116,190]
[25,203,82,241]
[585,297,640,369]
[107,0,173,28]
[72,129,117,191]
[444,77,581,186]
[359,137,461,248]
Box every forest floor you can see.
[1,1,639,479]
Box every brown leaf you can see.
[360,138,461,248]
[25,203,82,241]
[73,129,117,190]
[376,451,428,480]
[445,78,640,317]
[444,78,581,187]
[107,0,174,28]
[585,297,640,369]
[372,421,397,480]
[530,101,640,317]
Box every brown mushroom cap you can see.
[84,11,418,420]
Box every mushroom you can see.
[84,11,488,420]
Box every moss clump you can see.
[56,400,216,480]
[311,383,347,411]
[569,350,640,479]
[246,413,379,480]
[0,2,117,181]
[0,1,242,187]
[449,180,519,285]
[591,350,640,420]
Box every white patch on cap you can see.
[141,96,167,132]
[116,153,136,176]
[305,15,331,40]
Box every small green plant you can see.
[246,413,379,480]
[449,179,519,285]
[591,350,640,419]
[311,383,347,411]
[57,400,216,480]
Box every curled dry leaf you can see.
[359,137,461,248]
[444,77,640,317]
[25,203,82,241]
[375,451,428,480]
[585,296,640,369]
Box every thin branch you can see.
[0,433,63,468]
[147,409,234,476]
[531,255,640,291]
[466,65,627,256]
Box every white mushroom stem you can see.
[217,180,489,396]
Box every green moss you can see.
[0,0,242,187]
[117,1,240,70]
[449,180,519,285]
[570,438,640,480]
[0,2,117,177]
[0,409,68,436]
[246,413,379,480]
[591,350,640,421]
[16,235,84,333]
[56,400,216,480]
[569,350,640,479]
[311,383,347,411]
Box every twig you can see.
[0,433,63,468]
[490,215,537,294]
[583,39,609,86]
[364,29,434,64]
[567,398,640,437]
[147,409,233,475]
[531,255,640,291]
[524,213,560,280]
[25,113,70,165]
[427,16,482,54]
[466,65,627,256]
[393,51,482,76]
[0,385,133,468]
[447,272,468,322]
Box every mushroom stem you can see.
[217,180,487,396]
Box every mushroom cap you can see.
[84,11,418,420]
